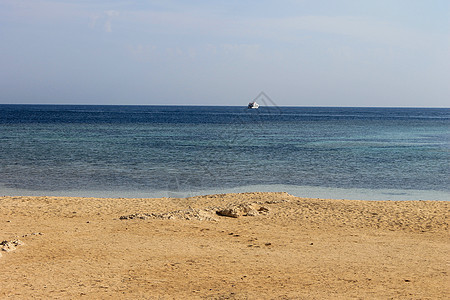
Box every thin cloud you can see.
[89,14,100,28]
[105,10,119,18]
[104,10,119,32]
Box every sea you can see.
[0,105,448,201]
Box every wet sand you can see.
[1,192,448,299]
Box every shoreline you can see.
[2,184,449,201]
[1,192,448,298]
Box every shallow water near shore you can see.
[1,184,449,201]
[1,105,448,200]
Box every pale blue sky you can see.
[0,0,449,106]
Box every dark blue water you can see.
[0,105,448,200]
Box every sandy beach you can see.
[1,192,448,299]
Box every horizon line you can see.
[0,103,449,109]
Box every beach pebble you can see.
[258,206,270,214]
[244,209,259,216]
[12,240,25,246]
[1,241,16,252]
[1,239,25,252]
[216,208,240,218]
[120,213,150,220]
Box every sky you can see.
[0,0,449,107]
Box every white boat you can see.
[247,101,259,109]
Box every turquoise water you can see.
[0,105,448,200]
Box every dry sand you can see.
[0,192,448,299]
